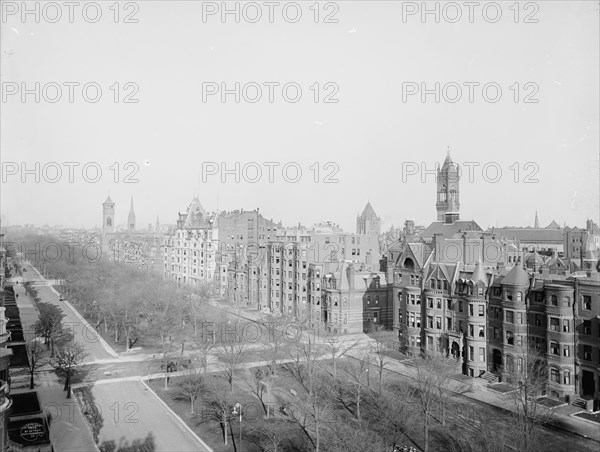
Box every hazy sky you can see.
[1,1,598,232]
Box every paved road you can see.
[19,258,118,362]
[85,381,211,452]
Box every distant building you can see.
[563,219,600,260]
[163,197,223,292]
[356,202,381,237]
[102,196,115,234]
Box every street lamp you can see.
[232,402,242,451]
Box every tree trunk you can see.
[223,420,228,446]
[125,331,130,351]
[190,397,195,414]
[29,368,35,390]
[424,413,429,452]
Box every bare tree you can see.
[368,325,397,396]
[412,356,459,452]
[202,380,243,447]
[244,367,276,418]
[25,338,47,389]
[503,348,553,452]
[218,339,247,392]
[326,334,358,382]
[170,371,204,414]
[51,341,88,399]
[248,418,295,452]
[191,333,216,374]
[341,352,371,422]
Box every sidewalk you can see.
[348,348,600,443]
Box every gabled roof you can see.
[421,220,482,240]
[546,220,561,229]
[183,197,209,229]
[104,196,114,204]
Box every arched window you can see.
[403,258,414,269]
[506,331,514,345]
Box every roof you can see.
[183,197,208,229]
[502,264,530,287]
[359,202,377,219]
[546,220,561,229]
[104,196,114,204]
[421,220,482,240]
[492,227,562,243]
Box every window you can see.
[584,345,592,361]
[479,347,485,362]
[506,311,514,324]
[478,326,485,338]
[443,281,448,291]
[583,320,592,335]
[516,292,522,302]
[563,345,570,357]
[535,315,542,326]
[550,295,558,306]
[343,314,347,325]
[469,324,474,338]
[494,327,499,340]
[436,317,441,329]
[367,296,370,305]
[469,346,474,361]
[469,304,474,316]
[564,371,571,385]
[550,318,560,332]
[427,316,433,328]
[447,299,452,310]
[375,295,379,304]
[398,311,403,324]
[506,331,514,345]
[416,316,421,328]
[550,342,559,356]
[446,317,452,330]
[563,296,571,307]
[431,279,435,289]
[478,286,484,296]
[506,291,513,301]
[436,299,441,309]
[478,305,484,316]
[428,297,433,308]
[409,315,415,327]
[583,295,591,310]
[427,336,433,350]
[550,368,560,383]
[563,320,569,332]
[459,301,463,312]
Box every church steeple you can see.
[128,196,136,230]
[155,215,160,232]
[534,211,540,228]
[436,147,460,222]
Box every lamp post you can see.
[232,402,242,451]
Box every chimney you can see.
[497,261,505,274]
[434,233,444,260]
[346,263,355,291]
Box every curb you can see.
[48,287,120,360]
[139,377,214,452]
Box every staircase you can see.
[480,371,499,384]
[570,396,592,411]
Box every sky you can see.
[1,1,599,232]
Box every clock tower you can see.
[436,148,460,222]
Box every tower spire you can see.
[534,211,539,228]
[128,195,136,230]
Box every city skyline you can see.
[1,1,598,230]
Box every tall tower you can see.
[534,211,540,228]
[128,196,136,231]
[102,196,115,233]
[436,148,460,222]
[155,215,160,232]
[356,202,381,237]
